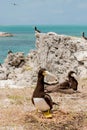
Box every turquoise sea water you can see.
[0,25,87,63]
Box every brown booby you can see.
[32,68,58,118]
[46,71,78,93]
[68,71,78,91]
[35,26,41,33]
[8,50,13,54]
[82,32,87,40]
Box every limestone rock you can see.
[1,32,87,87]
[0,32,13,37]
[4,52,25,67]
[34,32,87,81]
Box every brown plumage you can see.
[82,32,87,40]
[46,71,78,93]
[32,68,57,111]
[68,71,78,91]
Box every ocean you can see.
[0,25,87,63]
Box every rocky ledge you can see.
[0,31,87,88]
[0,32,13,37]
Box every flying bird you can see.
[10,2,17,6]
[12,2,17,6]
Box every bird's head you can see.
[38,68,58,84]
[68,71,77,79]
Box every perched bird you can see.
[8,50,13,54]
[46,71,78,93]
[82,32,87,40]
[68,71,78,91]
[32,68,58,118]
[35,26,41,33]
[0,63,2,68]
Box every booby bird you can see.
[35,26,41,33]
[68,71,78,91]
[82,32,87,40]
[46,71,78,93]
[32,68,58,118]
[8,50,13,54]
[0,63,2,67]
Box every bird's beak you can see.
[72,73,78,80]
[43,71,58,84]
[43,71,54,76]
[42,71,48,76]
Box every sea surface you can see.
[0,25,87,63]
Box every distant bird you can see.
[35,26,41,33]
[46,71,78,93]
[0,63,2,68]
[32,68,58,118]
[8,50,13,54]
[82,32,87,40]
[13,3,17,6]
[68,71,78,91]
[10,2,17,6]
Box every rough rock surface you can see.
[35,32,87,80]
[0,32,87,87]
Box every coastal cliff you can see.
[0,32,87,87]
[0,31,87,130]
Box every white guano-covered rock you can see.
[1,32,87,87]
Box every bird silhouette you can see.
[35,26,41,33]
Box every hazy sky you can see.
[0,0,87,25]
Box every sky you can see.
[0,0,87,25]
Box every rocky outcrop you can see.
[4,52,25,67]
[34,32,87,81]
[0,32,13,37]
[0,32,87,87]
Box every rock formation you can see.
[0,31,87,87]
[0,32,13,37]
[33,32,87,81]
